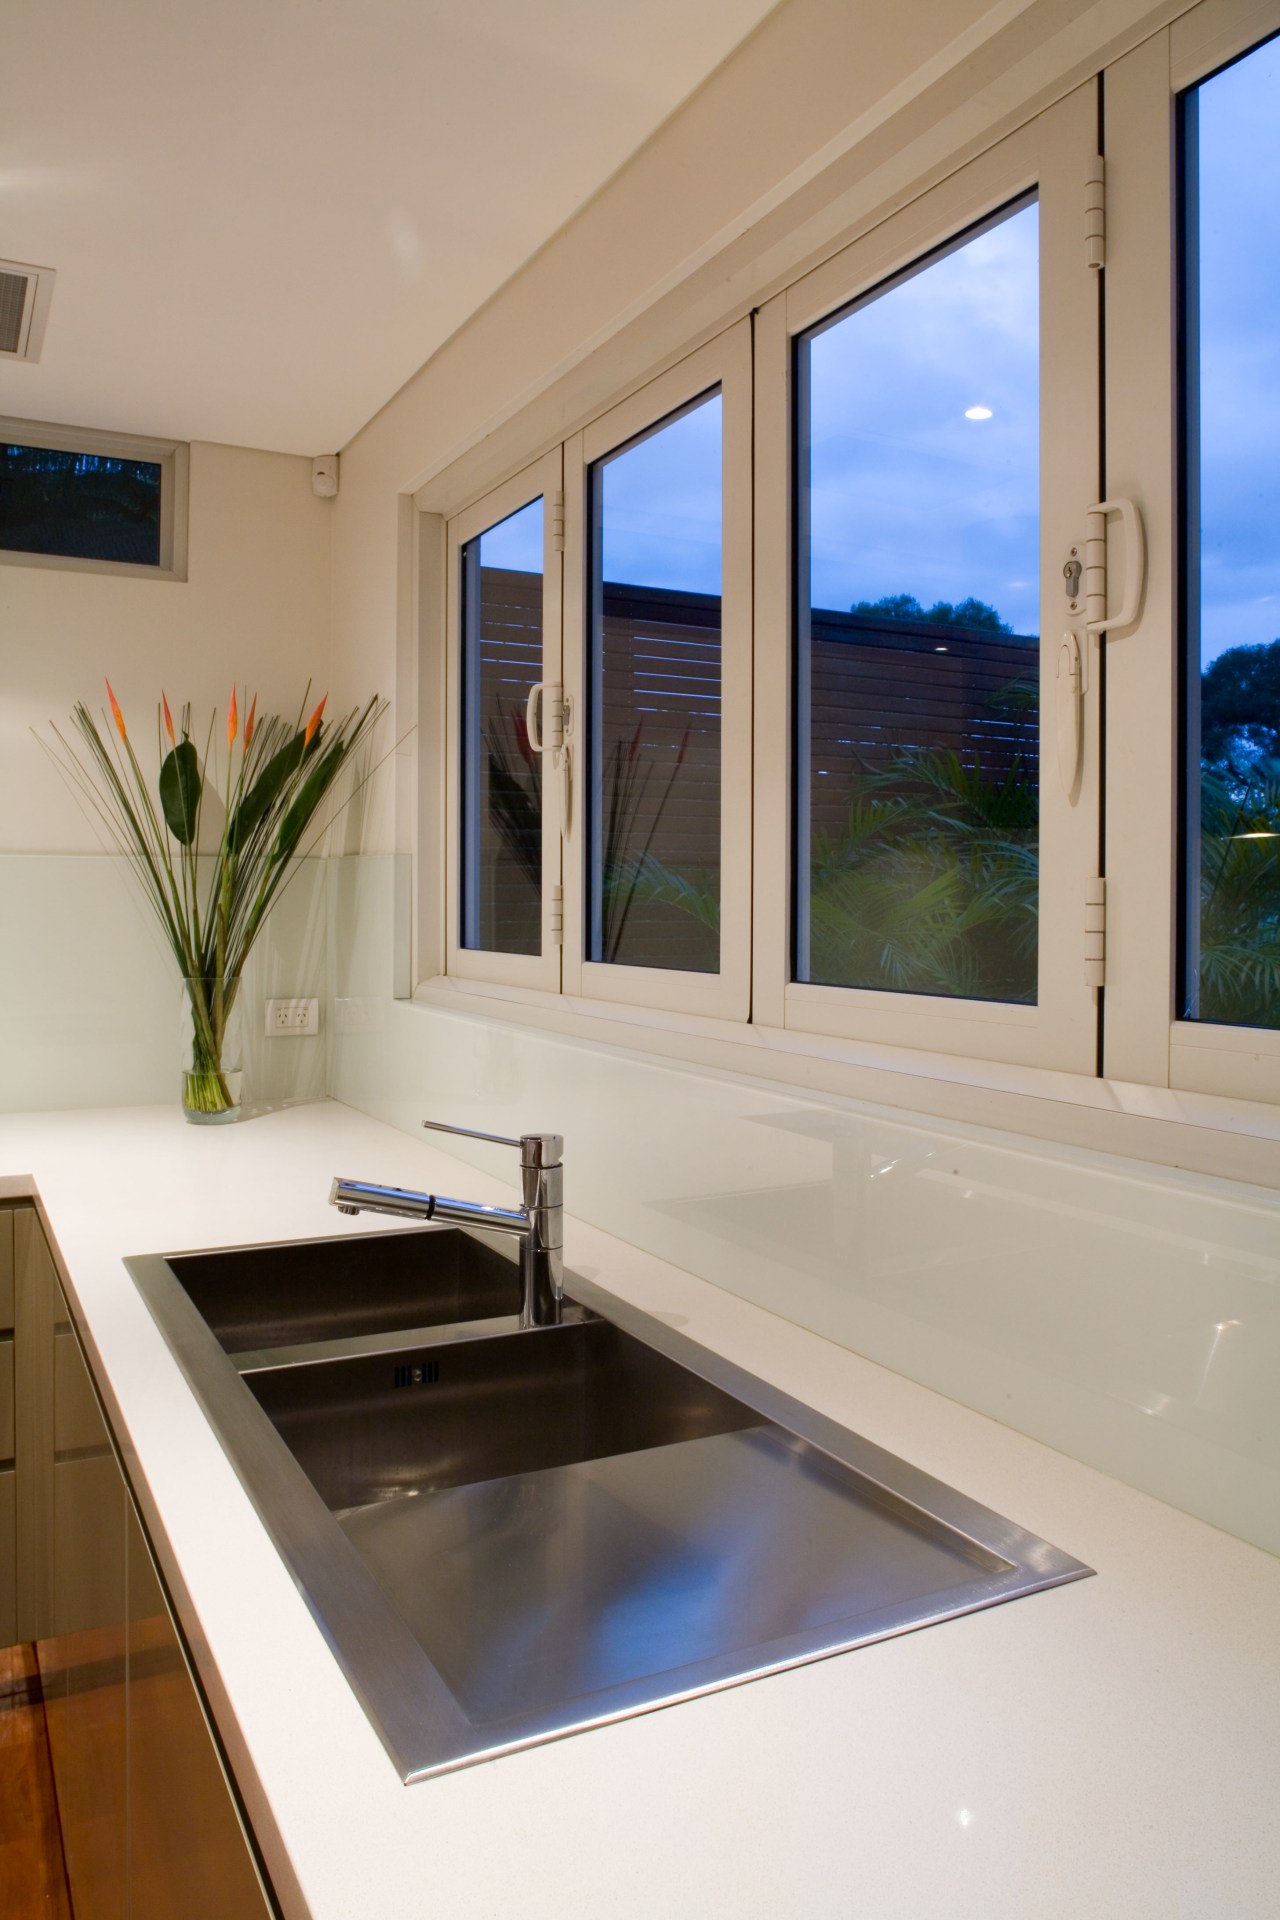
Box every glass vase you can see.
[180,976,244,1124]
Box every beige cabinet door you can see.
[36,1309,129,1920]
[0,1206,14,1647]
[126,1501,273,1920]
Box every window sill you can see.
[410,974,1280,1191]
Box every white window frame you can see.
[0,415,188,582]
[753,86,1105,1075]
[1103,0,1280,1105]
[561,322,754,1020]
[444,447,564,994]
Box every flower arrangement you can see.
[44,683,384,1120]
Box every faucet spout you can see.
[328,1124,564,1329]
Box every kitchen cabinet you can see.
[0,1206,16,1645]
[7,1201,272,1918]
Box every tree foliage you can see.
[1200,638,1280,775]
[848,592,1014,633]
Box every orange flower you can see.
[304,694,327,746]
[161,692,176,748]
[244,694,257,749]
[106,679,127,743]
[227,686,238,749]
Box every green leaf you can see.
[158,740,201,844]
[229,731,306,850]
[274,741,345,862]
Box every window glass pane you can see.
[1183,38,1280,1030]
[460,498,543,955]
[588,392,721,973]
[796,199,1040,1003]
[0,441,162,565]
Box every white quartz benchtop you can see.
[2,1101,1277,1920]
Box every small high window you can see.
[0,418,187,579]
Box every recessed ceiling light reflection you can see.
[964,406,993,420]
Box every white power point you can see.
[265,997,320,1037]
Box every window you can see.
[445,449,563,993]
[423,0,1280,1114]
[1181,34,1280,1034]
[587,390,723,976]
[755,88,1102,1072]
[794,198,1041,1006]
[460,498,545,958]
[440,327,751,1019]
[1101,0,1280,1103]
[0,418,187,579]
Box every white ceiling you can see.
[0,0,778,455]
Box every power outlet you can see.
[265,997,320,1037]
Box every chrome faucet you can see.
[329,1121,564,1329]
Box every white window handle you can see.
[525,681,562,753]
[1085,497,1145,633]
[558,741,572,838]
[1056,632,1084,797]
[524,684,572,835]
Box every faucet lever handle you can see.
[422,1119,522,1149]
[421,1120,563,1166]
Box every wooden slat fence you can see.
[468,572,1041,958]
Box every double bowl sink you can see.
[129,1227,1091,1779]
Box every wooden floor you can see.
[0,1643,73,1919]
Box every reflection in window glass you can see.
[0,441,162,565]
[796,199,1040,1003]
[1183,38,1280,1030]
[461,498,543,955]
[588,392,722,973]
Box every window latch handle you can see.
[525,683,565,754]
[1085,497,1146,633]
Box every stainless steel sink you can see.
[244,1316,760,1509]
[167,1226,520,1357]
[129,1227,1092,1780]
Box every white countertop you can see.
[4,1100,1278,1919]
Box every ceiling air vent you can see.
[0,260,56,363]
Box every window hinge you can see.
[1085,877,1106,987]
[1085,156,1105,271]
[549,883,564,944]
[551,489,565,553]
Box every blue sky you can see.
[477,393,723,594]
[1195,35,1280,666]
[597,393,722,594]
[479,495,542,572]
[805,200,1040,637]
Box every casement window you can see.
[445,326,752,1020]
[1180,35,1280,1040]
[446,449,564,992]
[1102,1,1280,1103]
[430,0,1280,1110]
[0,416,188,580]
[755,90,1105,1074]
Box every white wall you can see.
[2,440,332,853]
[0,441,334,1108]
